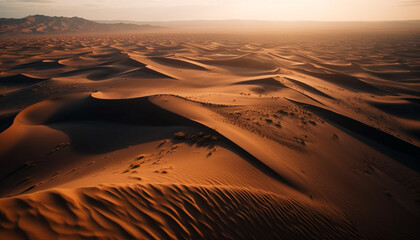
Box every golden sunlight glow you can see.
[0,0,419,21]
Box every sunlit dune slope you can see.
[0,32,419,239]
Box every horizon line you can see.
[95,19,420,23]
[3,14,420,23]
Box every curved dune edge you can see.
[0,73,49,86]
[1,33,419,240]
[0,183,361,240]
[150,56,209,71]
[286,98,420,172]
[2,92,301,192]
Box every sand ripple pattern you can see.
[0,33,419,239]
[0,184,360,240]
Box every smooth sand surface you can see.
[0,32,419,239]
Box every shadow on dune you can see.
[59,65,175,80]
[35,94,297,187]
[0,112,17,134]
[285,77,334,100]
[119,67,176,79]
[44,95,194,127]
[369,100,420,121]
[197,54,278,71]
[59,66,125,80]
[12,60,65,70]
[150,57,208,71]
[232,77,287,93]
[289,99,420,172]
[295,69,385,94]
[362,69,420,83]
[41,95,202,153]
[0,74,49,87]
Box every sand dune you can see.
[0,32,419,239]
[0,74,49,94]
[120,67,176,79]
[284,77,334,99]
[150,57,208,71]
[232,77,286,94]
[0,184,360,240]
[12,59,65,70]
[289,99,420,171]
[368,99,420,120]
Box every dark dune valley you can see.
[0,27,419,239]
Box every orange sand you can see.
[0,32,419,239]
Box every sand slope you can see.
[0,184,360,240]
[0,32,419,239]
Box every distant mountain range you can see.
[0,15,159,35]
[1,15,419,35]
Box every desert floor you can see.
[0,32,419,239]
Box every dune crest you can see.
[0,32,419,239]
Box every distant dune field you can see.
[0,31,419,239]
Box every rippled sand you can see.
[0,32,419,239]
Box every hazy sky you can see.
[1,0,419,21]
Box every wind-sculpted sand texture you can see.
[0,32,419,239]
